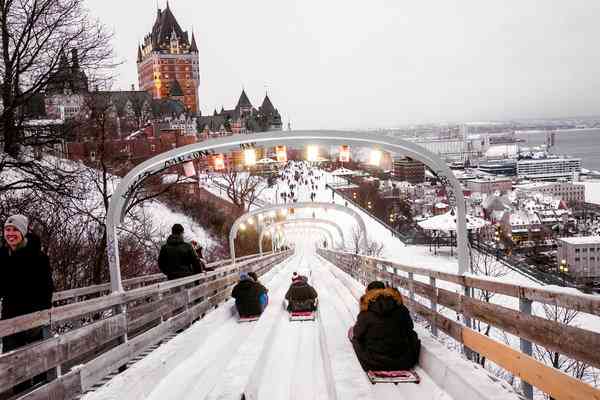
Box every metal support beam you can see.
[230,202,365,265]
[259,218,345,256]
[106,131,468,293]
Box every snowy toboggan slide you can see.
[81,244,520,400]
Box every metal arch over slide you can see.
[106,130,468,293]
[229,202,365,265]
[273,225,335,252]
[258,218,345,256]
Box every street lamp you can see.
[276,145,287,163]
[307,145,319,162]
[369,150,382,166]
[244,148,257,167]
[559,259,569,282]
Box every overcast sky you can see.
[85,0,600,129]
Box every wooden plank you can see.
[404,297,463,342]
[462,328,600,400]
[460,296,600,370]
[80,303,203,391]
[79,319,172,391]
[0,314,126,392]
[324,249,600,317]
[0,310,50,338]
[17,369,82,400]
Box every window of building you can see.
[591,248,595,252]
[575,257,580,262]
[151,144,156,152]
[575,248,580,253]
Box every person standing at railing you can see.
[0,215,54,352]
[158,224,204,280]
[349,281,420,372]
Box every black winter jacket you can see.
[0,239,54,320]
[352,288,420,371]
[285,281,318,311]
[231,279,266,317]
[158,234,203,280]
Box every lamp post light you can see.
[559,259,569,283]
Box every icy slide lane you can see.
[84,247,452,400]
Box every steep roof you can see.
[236,89,252,110]
[137,45,143,63]
[151,4,189,48]
[260,93,275,113]
[190,33,199,53]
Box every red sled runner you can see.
[347,327,420,384]
[289,311,316,321]
[238,315,260,323]
[367,370,420,384]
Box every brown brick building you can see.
[137,4,200,113]
[393,157,425,184]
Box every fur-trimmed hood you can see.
[360,288,403,314]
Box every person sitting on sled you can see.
[349,281,420,372]
[285,272,318,312]
[231,272,268,317]
[248,271,269,310]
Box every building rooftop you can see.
[559,236,600,245]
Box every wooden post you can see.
[463,286,474,360]
[429,277,438,337]
[519,297,534,399]
[408,272,415,302]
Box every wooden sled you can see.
[238,315,260,323]
[289,310,316,321]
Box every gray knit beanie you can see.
[4,215,29,237]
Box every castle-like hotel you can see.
[44,2,282,137]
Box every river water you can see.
[515,129,600,171]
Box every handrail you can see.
[317,248,600,400]
[51,252,270,304]
[0,250,293,397]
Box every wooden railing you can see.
[317,248,600,400]
[51,253,266,305]
[0,250,292,399]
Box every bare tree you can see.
[534,305,596,400]
[0,0,114,193]
[351,225,384,256]
[217,169,266,211]
[70,91,182,284]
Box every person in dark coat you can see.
[247,271,269,309]
[231,273,267,317]
[0,215,54,352]
[350,281,420,372]
[285,273,318,311]
[158,224,203,280]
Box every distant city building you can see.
[516,157,581,180]
[500,210,543,243]
[466,177,512,195]
[557,236,600,284]
[44,49,89,119]
[392,157,425,184]
[478,160,517,176]
[137,3,200,113]
[515,181,585,204]
[197,90,282,136]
